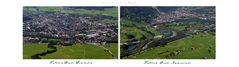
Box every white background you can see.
[0,0,239,67]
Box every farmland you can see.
[24,7,118,17]
[23,43,50,59]
[23,43,118,59]
[127,33,215,59]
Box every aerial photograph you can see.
[23,6,118,59]
[120,6,215,59]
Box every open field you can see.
[24,7,118,17]
[127,33,215,59]
[23,43,118,59]
[23,43,51,59]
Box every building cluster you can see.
[23,12,118,44]
[154,7,215,24]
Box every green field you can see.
[103,44,118,57]
[23,7,118,17]
[121,27,152,42]
[23,43,51,59]
[127,33,215,59]
[120,20,161,43]
[102,19,118,25]
[23,43,118,59]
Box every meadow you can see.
[24,7,118,17]
[127,33,215,59]
[23,43,118,59]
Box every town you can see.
[23,7,118,59]
[23,11,118,44]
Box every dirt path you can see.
[99,46,116,59]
